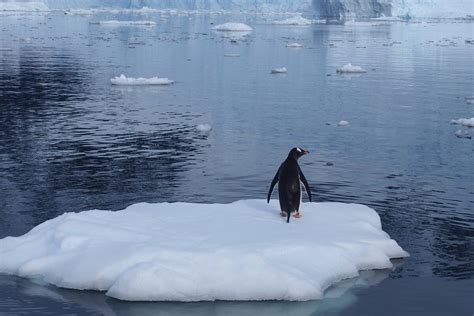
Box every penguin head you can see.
[288,147,310,160]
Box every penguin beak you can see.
[303,150,310,155]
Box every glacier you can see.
[1,0,473,19]
[0,200,408,302]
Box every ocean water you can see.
[0,11,473,315]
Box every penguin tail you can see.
[286,211,291,223]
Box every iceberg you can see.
[450,118,474,128]
[196,124,212,132]
[212,22,252,32]
[110,74,174,86]
[286,43,304,48]
[0,200,408,302]
[271,67,288,74]
[336,63,367,73]
[337,120,350,127]
[273,15,314,25]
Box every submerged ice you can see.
[0,200,408,302]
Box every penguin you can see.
[267,147,312,223]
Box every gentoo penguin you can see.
[267,147,312,223]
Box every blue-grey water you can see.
[0,10,473,315]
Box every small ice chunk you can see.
[91,20,157,26]
[196,124,212,133]
[111,74,174,86]
[224,54,240,57]
[286,43,303,48]
[465,96,474,104]
[455,130,471,139]
[336,63,367,74]
[450,118,474,127]
[271,67,287,74]
[212,23,252,32]
[337,120,350,127]
[273,16,314,25]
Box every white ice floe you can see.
[110,74,174,86]
[196,124,212,132]
[90,20,157,26]
[271,67,288,74]
[450,118,474,127]
[337,120,350,127]
[224,53,240,57]
[286,43,303,48]
[336,64,367,74]
[273,15,314,25]
[465,96,474,104]
[455,130,471,139]
[0,200,408,302]
[212,22,252,32]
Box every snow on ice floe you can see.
[271,67,287,74]
[196,124,212,133]
[212,22,252,32]
[0,200,408,302]
[111,74,174,86]
[286,43,303,48]
[451,118,474,128]
[336,64,367,74]
[90,20,157,26]
[273,15,314,25]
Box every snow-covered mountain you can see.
[1,0,473,19]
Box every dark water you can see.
[0,10,473,315]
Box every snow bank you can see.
[212,22,252,32]
[90,20,157,26]
[271,67,288,74]
[0,200,408,302]
[111,74,174,85]
[273,15,313,25]
[451,118,474,128]
[336,63,367,73]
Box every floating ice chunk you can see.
[91,20,157,26]
[286,43,303,48]
[337,64,367,74]
[337,120,350,127]
[455,130,471,139]
[224,54,240,57]
[465,96,474,104]
[110,74,174,86]
[450,118,474,127]
[271,67,287,74]
[273,16,313,25]
[196,124,212,133]
[212,22,252,32]
[0,200,408,302]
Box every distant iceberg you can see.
[271,67,288,74]
[450,118,474,128]
[111,74,174,85]
[212,22,252,32]
[336,63,367,73]
[273,15,313,25]
[0,200,408,302]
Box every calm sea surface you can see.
[0,11,473,315]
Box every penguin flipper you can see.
[267,167,280,203]
[298,166,312,202]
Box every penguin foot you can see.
[280,211,287,217]
[293,213,302,218]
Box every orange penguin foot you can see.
[280,211,287,217]
[293,212,302,218]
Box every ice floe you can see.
[455,130,471,139]
[212,22,252,32]
[196,124,212,133]
[465,96,474,104]
[286,43,303,48]
[337,120,350,127]
[224,53,240,57]
[0,200,408,302]
[271,67,287,74]
[110,74,174,86]
[450,118,474,127]
[273,15,314,26]
[336,64,367,74]
[90,20,157,26]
